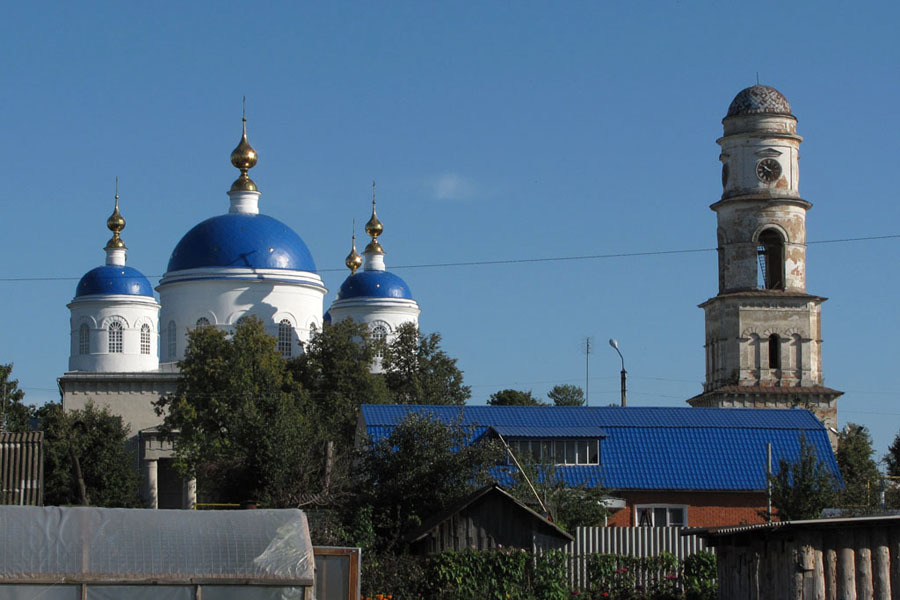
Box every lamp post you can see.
[609,338,627,407]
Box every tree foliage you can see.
[488,389,545,406]
[770,434,838,521]
[0,363,32,432]
[288,318,389,446]
[547,384,585,407]
[156,316,317,506]
[354,413,503,552]
[37,402,141,507]
[382,323,470,406]
[836,423,881,509]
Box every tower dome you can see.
[328,183,420,372]
[68,187,160,373]
[726,85,792,118]
[157,115,325,362]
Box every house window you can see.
[78,324,90,354]
[635,504,687,527]
[167,321,176,360]
[508,438,600,466]
[757,229,785,290]
[196,317,210,329]
[140,324,151,355]
[278,319,293,357]
[108,321,123,354]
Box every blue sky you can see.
[2,2,898,456]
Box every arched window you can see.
[371,323,388,358]
[140,324,151,355]
[108,321,123,354]
[757,229,785,290]
[278,320,293,357]
[167,321,176,360]
[768,334,781,370]
[78,324,90,355]
[196,317,210,329]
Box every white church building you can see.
[60,119,419,508]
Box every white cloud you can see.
[432,172,476,201]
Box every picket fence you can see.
[560,526,711,589]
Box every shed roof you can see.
[404,484,573,544]
[359,405,840,492]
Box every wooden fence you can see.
[561,526,711,589]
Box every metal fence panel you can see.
[562,527,711,589]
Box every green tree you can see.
[770,434,838,521]
[547,384,585,407]
[354,412,503,552]
[36,402,141,507]
[1,363,32,432]
[382,323,470,405]
[289,318,390,446]
[488,389,545,406]
[836,423,881,510]
[156,316,316,506]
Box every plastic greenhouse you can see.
[0,506,315,600]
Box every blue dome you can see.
[338,270,413,300]
[167,213,317,273]
[76,265,154,298]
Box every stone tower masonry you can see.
[687,85,842,446]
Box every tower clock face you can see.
[756,158,782,183]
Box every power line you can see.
[1,233,897,283]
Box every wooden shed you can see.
[405,484,574,554]
[0,431,43,505]
[686,515,900,600]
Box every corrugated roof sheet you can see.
[360,405,840,492]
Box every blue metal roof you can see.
[76,265,154,298]
[337,271,413,300]
[359,405,841,492]
[490,425,607,438]
[167,213,317,273]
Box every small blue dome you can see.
[76,265,154,298]
[338,271,413,300]
[167,213,317,273]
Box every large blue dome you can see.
[167,213,317,273]
[76,265,155,298]
[338,271,413,300]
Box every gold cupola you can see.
[230,114,259,192]
[345,223,363,274]
[364,181,384,255]
[105,179,126,250]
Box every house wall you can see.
[606,491,768,528]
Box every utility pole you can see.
[585,337,591,407]
[609,339,627,407]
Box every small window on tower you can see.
[167,321,176,360]
[371,323,388,358]
[108,321,123,354]
[278,319,293,357]
[78,324,90,355]
[140,324,151,355]
[757,229,785,290]
[769,334,781,370]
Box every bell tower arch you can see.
[688,85,842,446]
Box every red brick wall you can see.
[606,491,769,528]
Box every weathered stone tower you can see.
[688,85,842,443]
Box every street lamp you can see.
[609,338,627,407]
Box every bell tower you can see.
[688,85,842,443]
